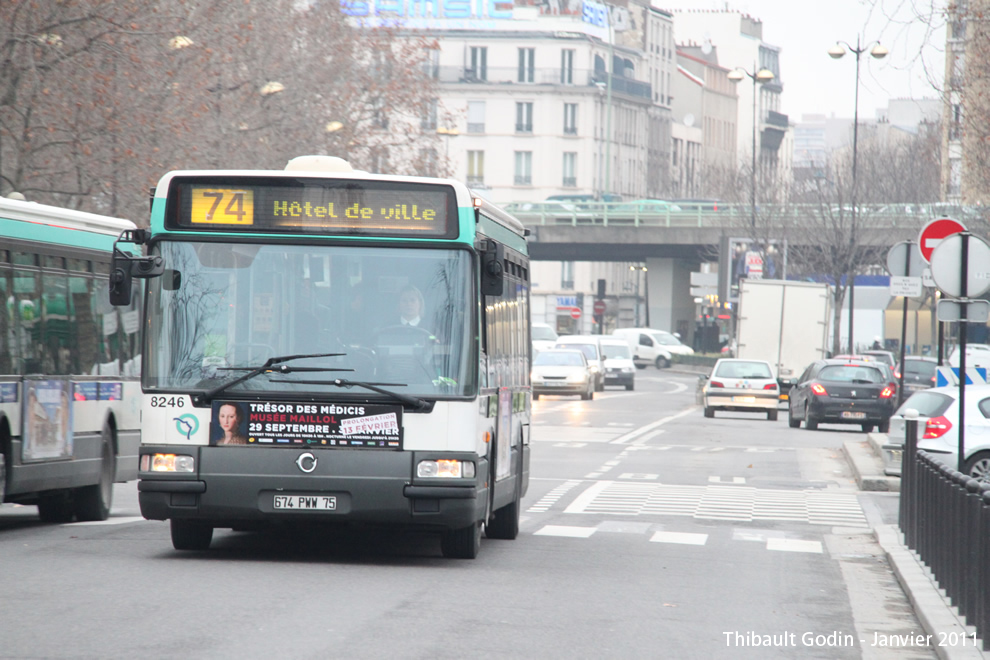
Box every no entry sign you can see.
[918,218,966,262]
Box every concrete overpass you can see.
[508,202,964,340]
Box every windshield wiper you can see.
[195,352,347,404]
[269,377,428,411]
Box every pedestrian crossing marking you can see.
[650,531,708,546]
[563,481,868,527]
[526,479,582,513]
[533,525,596,538]
[67,516,146,526]
[767,538,823,553]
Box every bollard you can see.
[917,452,932,563]
[961,479,982,626]
[900,410,919,547]
[982,489,990,651]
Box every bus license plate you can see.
[274,495,336,511]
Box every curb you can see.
[875,525,986,659]
[842,439,901,492]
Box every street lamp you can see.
[829,37,887,353]
[727,65,775,231]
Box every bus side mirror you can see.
[480,240,504,297]
[108,231,165,306]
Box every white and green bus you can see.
[111,156,531,558]
[0,196,143,521]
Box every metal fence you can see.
[899,416,990,650]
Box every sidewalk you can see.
[844,434,986,659]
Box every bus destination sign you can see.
[171,178,456,238]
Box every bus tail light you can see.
[418,459,476,479]
[142,453,195,473]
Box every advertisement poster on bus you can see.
[23,379,72,461]
[210,400,403,449]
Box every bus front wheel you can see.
[441,521,481,559]
[486,499,520,540]
[171,519,213,551]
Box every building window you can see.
[561,261,574,289]
[515,102,533,133]
[561,49,574,84]
[562,152,576,187]
[469,46,487,81]
[467,101,485,133]
[423,48,439,79]
[514,151,532,185]
[563,103,577,135]
[467,150,485,186]
[420,98,437,130]
[518,48,535,83]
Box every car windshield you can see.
[894,391,953,417]
[532,325,558,341]
[143,241,476,397]
[715,361,773,379]
[904,360,937,377]
[534,351,584,367]
[559,343,596,361]
[818,365,885,383]
[601,343,631,359]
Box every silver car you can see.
[531,349,594,401]
[699,358,780,420]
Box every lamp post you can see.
[727,65,775,232]
[828,37,888,353]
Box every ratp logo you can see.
[174,414,200,440]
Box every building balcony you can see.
[466,123,485,134]
[514,175,532,185]
[437,66,652,100]
[562,177,576,187]
[515,123,533,133]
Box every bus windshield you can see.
[144,241,475,397]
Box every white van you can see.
[554,335,605,391]
[611,328,674,369]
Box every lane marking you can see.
[708,476,746,484]
[610,407,698,444]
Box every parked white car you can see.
[886,384,990,481]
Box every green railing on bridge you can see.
[501,201,984,229]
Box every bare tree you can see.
[1,0,445,222]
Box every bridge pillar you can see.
[645,257,699,344]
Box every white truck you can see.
[735,279,832,398]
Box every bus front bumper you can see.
[137,446,488,532]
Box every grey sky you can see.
[671,0,947,121]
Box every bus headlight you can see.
[141,453,195,473]
[417,459,476,479]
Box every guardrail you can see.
[899,415,990,649]
[501,202,985,230]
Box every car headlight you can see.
[567,372,589,383]
[590,365,601,373]
[622,366,635,373]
